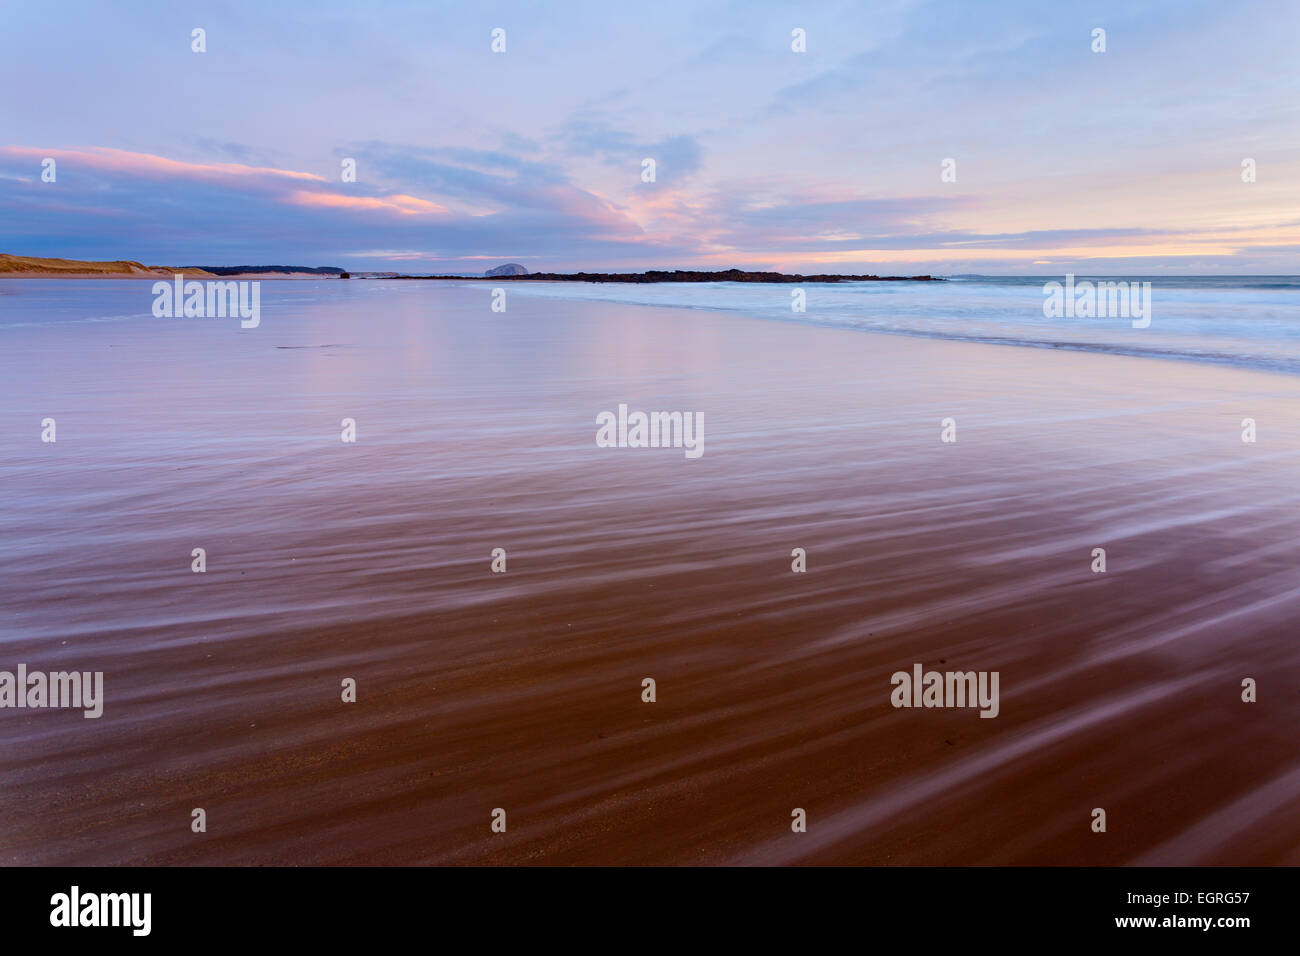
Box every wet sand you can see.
[1,281,1298,864]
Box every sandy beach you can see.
[1,280,1298,865]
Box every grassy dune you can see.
[0,254,216,277]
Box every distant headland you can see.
[1,255,939,282]
[408,267,941,283]
[0,254,343,279]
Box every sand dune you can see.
[0,254,218,279]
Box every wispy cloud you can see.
[1,0,1297,272]
[0,146,326,184]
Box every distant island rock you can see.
[485,263,529,277]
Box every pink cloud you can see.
[0,146,326,184]
[2,144,453,222]
[286,191,448,216]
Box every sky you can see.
[1,0,1297,275]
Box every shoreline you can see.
[0,271,333,280]
[3,272,1296,378]
[0,273,333,279]
[0,271,935,282]
[3,272,1296,380]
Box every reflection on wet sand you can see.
[1,281,1298,864]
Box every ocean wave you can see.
[490,277,1300,375]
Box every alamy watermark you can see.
[1043,274,1151,328]
[50,886,150,936]
[891,663,999,718]
[152,274,260,328]
[0,664,103,718]
[596,403,704,459]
